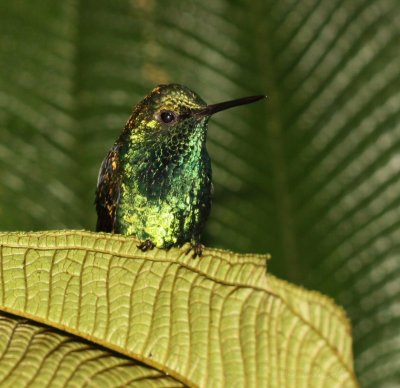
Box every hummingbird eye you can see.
[159,110,177,125]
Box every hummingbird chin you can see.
[95,84,265,257]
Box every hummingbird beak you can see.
[194,95,266,117]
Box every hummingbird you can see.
[95,84,264,257]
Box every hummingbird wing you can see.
[95,145,122,233]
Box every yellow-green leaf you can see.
[0,231,357,387]
[0,314,181,386]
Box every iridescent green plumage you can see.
[95,84,264,256]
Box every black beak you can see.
[195,94,266,117]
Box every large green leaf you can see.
[0,231,356,386]
[0,1,399,386]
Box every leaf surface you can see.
[0,231,356,387]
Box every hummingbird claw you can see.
[185,242,203,259]
[137,240,155,252]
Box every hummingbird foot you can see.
[185,242,204,259]
[137,239,155,252]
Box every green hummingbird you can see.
[95,84,264,256]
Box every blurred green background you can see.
[1,0,399,385]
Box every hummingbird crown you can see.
[125,84,208,141]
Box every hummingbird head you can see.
[127,84,207,141]
[125,84,265,152]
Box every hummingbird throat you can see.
[126,121,207,197]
